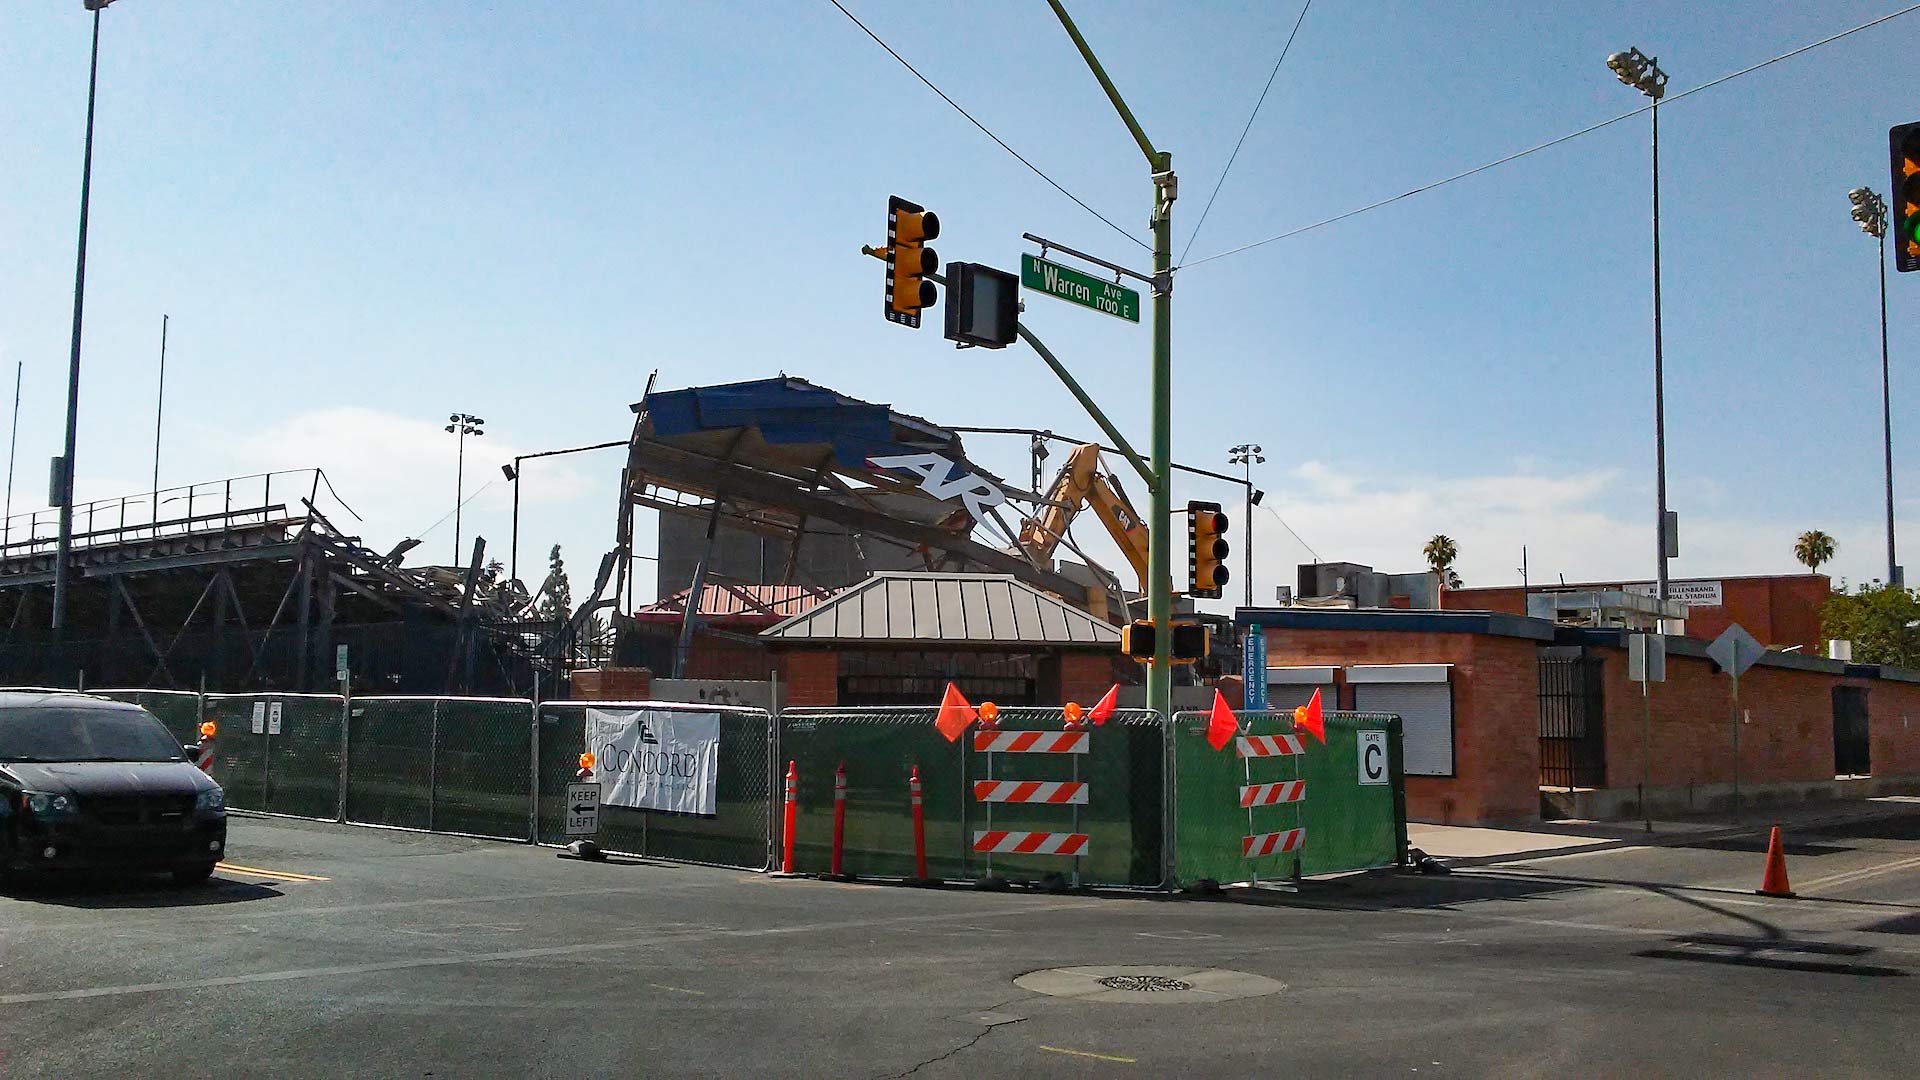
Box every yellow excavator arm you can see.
[1017,443,1150,593]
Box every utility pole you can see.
[152,313,167,530]
[4,362,20,552]
[1229,444,1264,608]
[1850,186,1899,585]
[445,413,484,565]
[1608,46,1672,605]
[1048,0,1177,720]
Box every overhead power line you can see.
[825,0,1149,251]
[1180,0,1314,263]
[1178,2,1920,271]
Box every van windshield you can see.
[0,705,186,763]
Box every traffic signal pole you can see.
[1046,0,1177,721]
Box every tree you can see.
[1424,534,1462,589]
[1793,530,1836,574]
[537,544,573,621]
[1822,582,1920,666]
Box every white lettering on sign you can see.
[867,452,1007,523]
[565,782,601,836]
[251,703,266,735]
[1622,580,1724,608]
[1358,730,1388,786]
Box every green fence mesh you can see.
[779,708,1166,887]
[536,702,771,869]
[345,697,434,830]
[197,694,344,819]
[95,689,201,743]
[1171,710,1406,884]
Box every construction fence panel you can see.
[431,697,535,841]
[536,701,772,870]
[346,698,437,831]
[780,708,1166,888]
[95,688,202,744]
[197,693,345,818]
[1171,710,1406,886]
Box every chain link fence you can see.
[536,701,773,869]
[61,690,1410,886]
[780,707,1168,888]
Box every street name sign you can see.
[565,782,601,836]
[1021,254,1139,323]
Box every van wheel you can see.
[171,862,216,886]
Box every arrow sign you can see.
[565,782,601,836]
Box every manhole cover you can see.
[1098,975,1192,992]
[1014,965,1285,1004]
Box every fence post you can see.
[529,669,542,844]
[337,671,351,824]
[766,668,781,871]
[428,697,439,833]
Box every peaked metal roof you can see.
[761,572,1119,646]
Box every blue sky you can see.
[3,1,1916,610]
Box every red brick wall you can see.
[1262,628,1540,825]
[778,650,839,706]
[1444,575,1832,654]
[1597,647,1920,789]
[1056,652,1117,708]
[569,667,653,700]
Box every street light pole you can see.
[1851,185,1899,585]
[445,413,484,565]
[1609,46,1672,606]
[53,1,114,631]
[1229,444,1264,608]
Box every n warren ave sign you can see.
[1022,253,1140,323]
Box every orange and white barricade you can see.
[970,719,1090,885]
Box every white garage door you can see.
[1265,683,1334,714]
[1352,682,1453,776]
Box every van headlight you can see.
[24,792,78,817]
[195,787,225,812]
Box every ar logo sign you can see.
[868,452,1007,523]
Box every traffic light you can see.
[1170,622,1209,664]
[886,195,939,326]
[1892,122,1920,273]
[1187,500,1229,598]
[1121,619,1208,664]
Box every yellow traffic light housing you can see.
[1187,500,1230,599]
[886,195,940,326]
[1122,618,1207,664]
[1893,122,1920,272]
[1121,618,1154,661]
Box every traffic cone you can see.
[1756,825,1795,897]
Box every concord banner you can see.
[587,708,720,816]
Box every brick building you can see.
[1442,573,1833,654]
[1239,607,1920,826]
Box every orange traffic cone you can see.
[1756,825,1795,897]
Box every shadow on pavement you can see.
[4,874,282,909]
[1203,868,1591,911]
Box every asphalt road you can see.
[3,811,1919,1077]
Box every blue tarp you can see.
[643,378,916,470]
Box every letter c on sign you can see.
[1357,730,1388,786]
[1365,743,1382,778]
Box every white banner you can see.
[586,709,720,816]
[1621,580,1724,608]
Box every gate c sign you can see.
[1357,730,1388,786]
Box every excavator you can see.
[1015,443,1151,620]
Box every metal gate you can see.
[1832,685,1871,777]
[1538,650,1606,791]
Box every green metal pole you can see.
[1148,155,1174,722]
[1045,0,1176,722]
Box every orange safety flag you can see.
[934,682,976,743]
[1088,684,1119,725]
[1293,687,1326,744]
[1205,689,1239,752]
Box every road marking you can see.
[648,984,706,996]
[1040,1046,1135,1063]
[1798,854,1920,894]
[216,862,329,883]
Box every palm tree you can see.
[1794,530,1836,575]
[1424,534,1462,590]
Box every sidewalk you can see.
[1410,795,1920,865]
